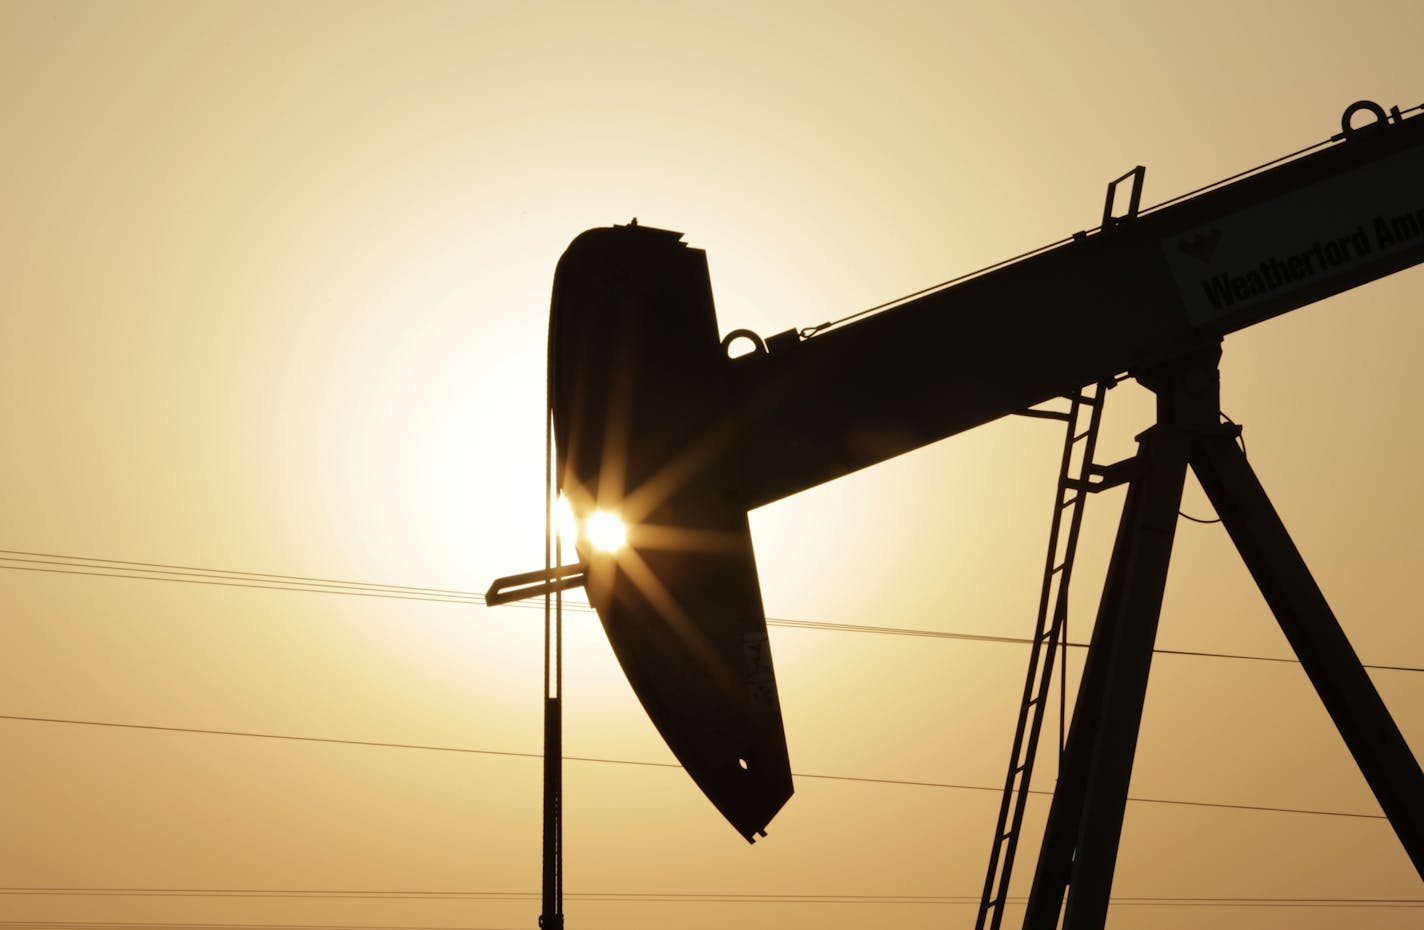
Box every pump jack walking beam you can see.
[502,101,1424,847]
[1021,346,1424,930]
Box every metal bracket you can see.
[486,563,588,606]
[1064,458,1139,493]
[1101,166,1146,231]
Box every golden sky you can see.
[3,2,1422,928]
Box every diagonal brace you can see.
[1192,431,1424,876]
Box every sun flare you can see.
[555,495,628,554]
[585,509,628,553]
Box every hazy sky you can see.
[3,2,1423,929]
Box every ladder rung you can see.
[1017,407,1072,421]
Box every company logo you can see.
[1177,228,1222,263]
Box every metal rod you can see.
[541,392,565,928]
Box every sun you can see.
[584,509,628,553]
[555,495,628,555]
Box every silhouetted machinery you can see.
[489,101,1424,929]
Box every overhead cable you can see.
[0,890,1417,908]
[0,713,1388,821]
[2,550,1419,673]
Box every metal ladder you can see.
[975,381,1111,930]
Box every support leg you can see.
[1022,456,1144,929]
[1062,426,1191,929]
[1022,425,1192,930]
[1192,432,1424,879]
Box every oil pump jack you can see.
[487,100,1424,928]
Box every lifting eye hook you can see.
[722,328,768,359]
[1338,99,1401,139]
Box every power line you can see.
[0,551,478,597]
[3,549,1421,672]
[0,889,1417,908]
[0,713,1387,821]
[0,552,483,606]
[0,923,524,930]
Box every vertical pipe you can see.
[541,382,565,928]
[541,692,563,929]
